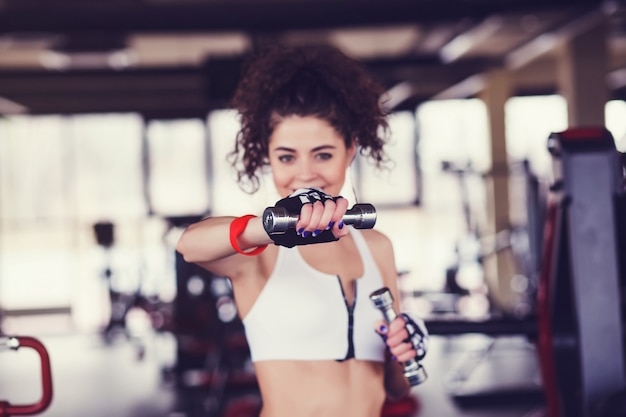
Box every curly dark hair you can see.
[228,44,390,193]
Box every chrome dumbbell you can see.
[262,203,377,235]
[370,287,427,386]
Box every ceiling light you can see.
[382,81,416,111]
[433,74,486,100]
[329,26,421,59]
[39,49,138,70]
[440,17,503,63]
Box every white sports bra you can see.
[242,228,386,362]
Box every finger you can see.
[332,197,349,224]
[374,320,389,336]
[385,328,410,347]
[389,316,408,333]
[392,346,418,363]
[316,199,336,235]
[295,203,314,235]
[331,197,350,236]
[304,201,324,235]
[389,339,413,355]
[385,317,410,344]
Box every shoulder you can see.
[357,229,401,308]
[357,229,396,275]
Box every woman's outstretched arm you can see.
[176,215,272,277]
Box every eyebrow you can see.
[272,145,337,153]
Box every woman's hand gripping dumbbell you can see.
[263,204,377,234]
[262,188,377,247]
[371,287,428,386]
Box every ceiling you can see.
[0,0,624,118]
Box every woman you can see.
[176,45,428,417]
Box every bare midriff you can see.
[254,359,386,417]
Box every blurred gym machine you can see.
[435,158,545,320]
[95,215,259,417]
[94,221,173,349]
[537,127,626,417]
[419,159,546,407]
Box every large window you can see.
[607,100,626,151]
[0,114,153,330]
[146,118,210,216]
[357,111,421,206]
[208,110,279,216]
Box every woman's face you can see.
[268,115,356,198]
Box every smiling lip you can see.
[292,187,324,193]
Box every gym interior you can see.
[1,1,626,417]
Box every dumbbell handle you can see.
[370,287,427,386]
[263,203,376,235]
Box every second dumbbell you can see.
[263,203,377,235]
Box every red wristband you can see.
[229,215,268,256]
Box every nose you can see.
[296,158,317,181]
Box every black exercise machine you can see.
[537,127,626,417]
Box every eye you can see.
[316,152,333,161]
[277,154,294,163]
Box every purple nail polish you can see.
[312,229,321,237]
[302,231,311,238]
[338,221,344,229]
[297,228,304,235]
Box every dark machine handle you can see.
[0,336,53,416]
[263,203,377,235]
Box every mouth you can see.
[292,186,324,194]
